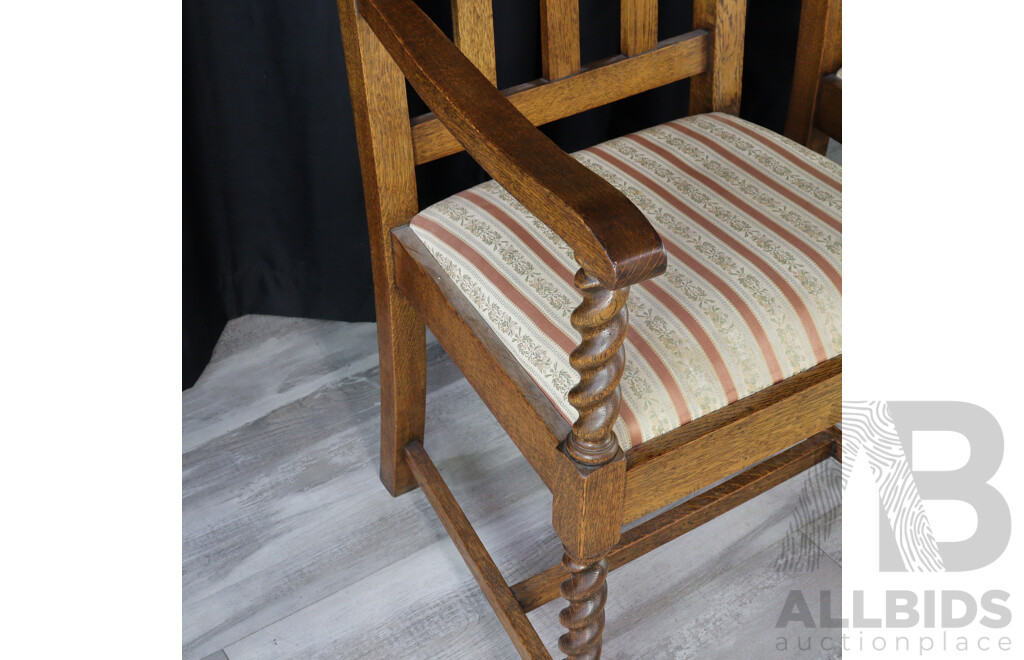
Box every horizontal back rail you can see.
[411,30,709,164]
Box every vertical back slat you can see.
[540,0,581,80]
[620,0,658,56]
[690,0,746,115]
[451,0,498,85]
[336,0,427,494]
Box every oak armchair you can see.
[336,0,841,657]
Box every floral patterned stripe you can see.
[493,166,763,423]
[651,122,842,264]
[573,150,813,377]
[414,233,579,416]
[583,144,831,363]
[456,188,690,440]
[465,182,727,434]
[588,138,841,359]
[421,193,665,446]
[682,117,842,214]
[420,200,574,328]
[680,116,842,215]
[624,133,842,293]
[622,128,842,356]
[659,239,783,382]
[409,113,841,448]
[663,122,842,231]
[709,113,842,187]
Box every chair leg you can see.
[552,267,629,657]
[377,294,427,496]
[558,548,609,659]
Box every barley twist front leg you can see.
[552,267,630,659]
[558,549,609,659]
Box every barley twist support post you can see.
[555,267,630,659]
[565,269,629,465]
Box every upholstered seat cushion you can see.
[410,113,841,450]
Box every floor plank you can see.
[184,315,842,659]
[200,651,229,660]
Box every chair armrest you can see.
[359,0,667,290]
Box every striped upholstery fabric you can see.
[410,113,841,449]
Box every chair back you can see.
[335,0,748,291]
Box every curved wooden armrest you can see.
[360,0,667,290]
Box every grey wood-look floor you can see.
[183,313,842,660]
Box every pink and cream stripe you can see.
[410,112,841,449]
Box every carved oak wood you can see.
[566,270,629,466]
[551,269,632,656]
[558,551,608,658]
[334,0,840,656]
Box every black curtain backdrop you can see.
[183,0,802,388]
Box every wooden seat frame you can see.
[784,0,842,152]
[335,0,841,657]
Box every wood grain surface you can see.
[690,0,747,115]
[337,0,426,496]
[620,0,658,56]
[622,356,841,522]
[393,226,569,490]
[540,0,581,80]
[513,430,835,613]
[451,0,497,84]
